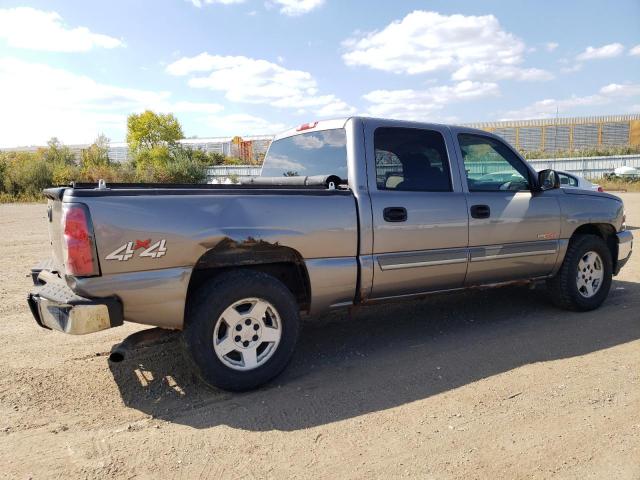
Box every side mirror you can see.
[538,169,560,191]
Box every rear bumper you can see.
[27,267,123,335]
[615,230,633,274]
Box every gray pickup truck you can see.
[28,117,633,391]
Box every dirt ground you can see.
[1,194,639,479]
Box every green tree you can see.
[42,137,76,165]
[126,110,184,152]
[81,134,110,169]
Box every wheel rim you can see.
[576,251,604,298]
[212,297,282,371]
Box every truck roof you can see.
[273,116,489,141]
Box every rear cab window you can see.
[261,129,348,181]
[374,127,452,192]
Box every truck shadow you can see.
[108,279,640,431]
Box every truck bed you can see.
[44,180,359,327]
[45,180,348,200]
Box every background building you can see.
[465,114,640,152]
[0,135,274,164]
[3,115,639,163]
[176,135,273,164]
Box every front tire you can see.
[547,234,613,311]
[183,270,301,391]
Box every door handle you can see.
[383,207,407,222]
[470,204,490,219]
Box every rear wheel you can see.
[547,234,613,311]
[183,270,300,391]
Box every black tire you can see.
[547,234,613,311]
[182,270,300,391]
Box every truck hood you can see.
[562,188,621,203]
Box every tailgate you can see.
[43,188,67,273]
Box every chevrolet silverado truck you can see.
[27,117,633,391]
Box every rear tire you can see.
[183,270,300,391]
[547,234,613,311]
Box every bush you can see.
[1,151,53,200]
[130,144,207,183]
[0,131,246,202]
[52,162,80,185]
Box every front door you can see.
[366,124,469,298]
[454,132,562,285]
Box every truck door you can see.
[365,123,469,299]
[453,131,562,285]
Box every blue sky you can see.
[0,0,638,146]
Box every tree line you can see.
[0,110,246,201]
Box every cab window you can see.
[458,133,531,192]
[375,127,452,192]
[262,129,348,180]
[558,172,578,187]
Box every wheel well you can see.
[570,223,617,263]
[186,246,311,317]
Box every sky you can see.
[0,0,638,147]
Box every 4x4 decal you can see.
[105,239,167,261]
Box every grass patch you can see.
[595,179,640,192]
[0,192,46,203]
[523,145,640,159]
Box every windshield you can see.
[261,129,348,180]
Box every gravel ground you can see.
[1,194,639,479]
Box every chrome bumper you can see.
[615,230,633,274]
[27,269,123,335]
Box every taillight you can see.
[62,203,99,276]
[597,186,604,192]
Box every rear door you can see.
[365,122,469,298]
[453,131,562,285]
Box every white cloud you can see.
[204,114,287,135]
[0,58,224,147]
[501,82,640,120]
[166,53,354,117]
[629,44,640,56]
[545,42,559,52]
[0,7,123,52]
[599,83,640,97]
[267,0,324,16]
[561,63,583,74]
[576,42,624,61]
[316,100,357,117]
[363,81,499,121]
[453,65,553,82]
[171,101,225,114]
[187,0,245,7]
[342,10,550,82]
[188,0,321,15]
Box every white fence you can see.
[205,155,640,183]
[527,154,640,179]
[205,165,261,183]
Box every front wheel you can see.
[183,270,301,391]
[547,234,613,311]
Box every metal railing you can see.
[526,154,640,179]
[205,155,640,183]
